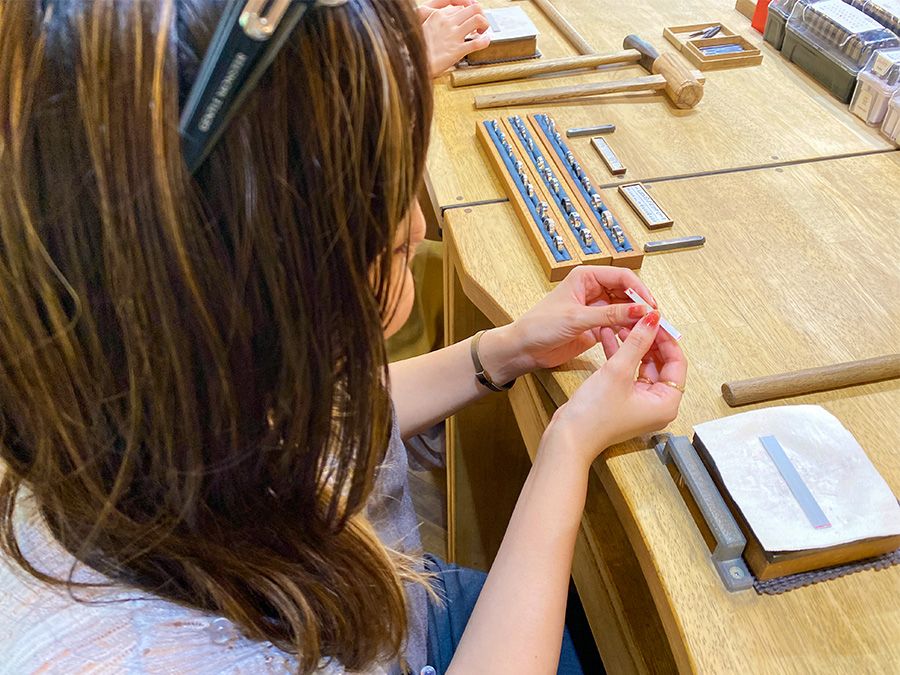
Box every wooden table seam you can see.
[596,147,900,190]
[433,148,900,214]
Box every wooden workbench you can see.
[441,152,900,671]
[426,0,894,210]
[430,0,900,670]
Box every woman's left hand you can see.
[478,266,658,383]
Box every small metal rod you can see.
[643,235,705,253]
[566,124,616,138]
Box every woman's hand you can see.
[420,4,491,78]
[542,310,687,466]
[478,266,658,384]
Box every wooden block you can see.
[684,35,763,71]
[663,22,737,52]
[694,432,900,581]
[735,0,758,20]
[475,120,578,281]
[527,114,643,270]
[467,7,539,66]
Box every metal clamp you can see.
[653,433,754,591]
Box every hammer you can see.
[625,35,705,109]
[452,50,640,87]
[473,35,705,110]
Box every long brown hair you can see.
[0,0,432,671]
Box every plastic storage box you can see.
[850,48,900,123]
[783,0,900,102]
[843,0,900,35]
[881,89,900,142]
[765,0,823,49]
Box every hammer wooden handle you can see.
[473,71,704,109]
[721,354,900,407]
[530,0,595,54]
[474,75,665,109]
[452,51,640,88]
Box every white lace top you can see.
[0,495,389,675]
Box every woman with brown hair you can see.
[0,0,686,673]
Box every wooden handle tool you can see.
[622,34,704,109]
[452,51,640,87]
[529,0,595,54]
[721,354,900,407]
[473,71,704,109]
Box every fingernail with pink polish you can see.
[641,310,660,328]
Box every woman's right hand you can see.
[541,310,688,466]
[420,4,491,77]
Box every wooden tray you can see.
[501,115,613,267]
[664,22,737,52]
[475,120,579,281]
[684,35,763,71]
[527,114,643,270]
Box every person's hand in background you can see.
[416,0,479,22]
[419,2,491,77]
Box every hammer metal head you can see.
[623,34,659,72]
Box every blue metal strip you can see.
[759,435,831,530]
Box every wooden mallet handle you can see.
[722,354,900,407]
[473,74,669,109]
[472,70,705,109]
[452,51,641,87]
[530,0,595,55]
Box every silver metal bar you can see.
[566,124,616,138]
[644,235,705,253]
[654,434,754,592]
